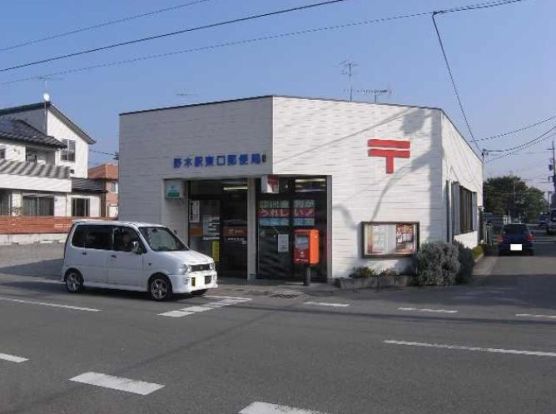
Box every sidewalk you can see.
[213,277,338,298]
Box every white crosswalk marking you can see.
[159,296,251,318]
[304,301,349,308]
[0,353,28,363]
[240,402,328,414]
[70,372,164,395]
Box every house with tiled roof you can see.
[0,100,103,243]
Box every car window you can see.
[503,224,527,234]
[113,226,142,252]
[139,226,188,252]
[72,225,113,250]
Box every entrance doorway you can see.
[188,180,247,277]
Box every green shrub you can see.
[349,266,377,279]
[415,241,460,286]
[454,241,475,284]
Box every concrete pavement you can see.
[0,230,554,413]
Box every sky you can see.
[0,0,553,195]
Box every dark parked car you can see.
[497,224,534,255]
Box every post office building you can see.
[119,96,483,281]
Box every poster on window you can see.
[203,215,220,240]
[363,222,418,257]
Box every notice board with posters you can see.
[362,222,419,257]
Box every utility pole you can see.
[547,141,556,209]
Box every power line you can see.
[0,0,212,53]
[473,113,556,142]
[486,126,556,162]
[1,0,529,86]
[0,0,349,74]
[431,12,479,151]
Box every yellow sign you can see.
[212,240,220,262]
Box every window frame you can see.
[71,197,90,217]
[459,187,475,234]
[61,139,76,162]
[22,195,54,216]
[71,224,114,251]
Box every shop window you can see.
[61,139,76,162]
[72,198,90,217]
[22,196,54,216]
[0,148,5,159]
[459,187,475,234]
[362,222,418,257]
[295,177,326,192]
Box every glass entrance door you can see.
[188,180,248,278]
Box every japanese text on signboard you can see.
[173,153,267,169]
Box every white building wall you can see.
[119,98,273,230]
[0,139,26,161]
[48,112,88,178]
[272,97,444,278]
[0,175,71,193]
[440,112,483,248]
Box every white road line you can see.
[240,401,327,414]
[0,353,28,363]
[398,307,458,314]
[0,296,100,312]
[206,295,252,301]
[70,372,164,396]
[384,340,556,357]
[516,313,556,320]
[159,296,251,318]
[157,310,194,318]
[304,301,349,308]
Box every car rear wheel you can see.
[191,289,208,296]
[149,275,172,301]
[65,270,83,293]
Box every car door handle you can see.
[81,252,87,256]
[111,254,117,258]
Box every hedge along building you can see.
[119,96,483,281]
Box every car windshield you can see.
[503,224,528,234]
[139,226,188,252]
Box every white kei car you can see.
[61,220,217,301]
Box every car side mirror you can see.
[131,241,142,254]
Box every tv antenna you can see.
[340,60,358,101]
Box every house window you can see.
[0,148,5,159]
[72,198,90,217]
[108,181,118,193]
[459,187,475,234]
[61,139,76,162]
[22,196,54,216]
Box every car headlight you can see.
[209,261,216,271]
[178,264,192,274]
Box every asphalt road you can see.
[0,229,555,413]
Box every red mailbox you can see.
[294,229,319,265]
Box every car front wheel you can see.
[149,275,173,301]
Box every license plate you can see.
[510,244,522,251]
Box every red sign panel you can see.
[368,139,411,174]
